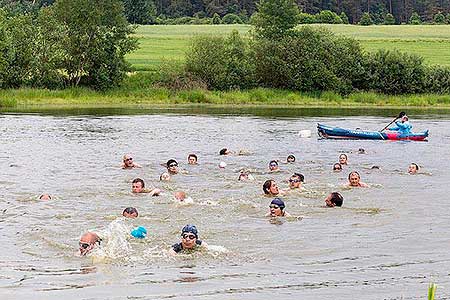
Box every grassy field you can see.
[127,24,450,71]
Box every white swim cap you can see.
[219,161,227,168]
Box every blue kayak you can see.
[317,123,429,141]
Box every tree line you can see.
[2,0,450,24]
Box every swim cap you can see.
[219,161,227,168]
[181,224,198,239]
[131,226,147,239]
[270,198,285,210]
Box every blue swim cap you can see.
[271,198,285,210]
[181,224,198,239]
[131,226,147,239]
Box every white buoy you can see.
[298,130,312,138]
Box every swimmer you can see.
[123,207,138,218]
[39,193,51,200]
[166,159,179,175]
[121,154,141,169]
[339,153,348,165]
[333,163,343,172]
[287,155,296,163]
[187,154,198,165]
[358,148,366,154]
[132,178,161,196]
[160,172,171,181]
[219,161,227,168]
[238,171,254,181]
[265,198,292,217]
[78,232,101,256]
[169,224,208,255]
[325,192,344,207]
[263,179,285,196]
[408,163,419,175]
[219,148,231,155]
[174,191,194,204]
[268,160,280,172]
[345,171,368,188]
[288,173,304,189]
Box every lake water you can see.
[1,107,449,300]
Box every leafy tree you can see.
[298,12,316,24]
[434,12,445,24]
[384,13,395,25]
[123,0,157,24]
[52,0,138,89]
[340,12,349,24]
[315,10,342,24]
[359,12,373,25]
[409,12,421,24]
[212,12,221,24]
[222,13,243,24]
[252,0,299,40]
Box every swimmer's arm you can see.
[133,163,142,168]
[360,182,369,187]
[284,211,292,217]
[149,188,161,196]
[168,248,177,256]
[200,241,208,249]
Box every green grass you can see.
[127,24,450,70]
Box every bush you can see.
[298,12,315,24]
[340,12,349,24]
[384,13,395,25]
[409,12,421,25]
[315,10,342,24]
[446,13,450,24]
[359,12,373,25]
[253,26,366,94]
[423,66,450,94]
[364,50,425,94]
[212,13,221,24]
[185,30,254,90]
[222,13,243,24]
[434,12,445,24]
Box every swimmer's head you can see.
[333,163,342,172]
[263,179,279,195]
[289,173,304,188]
[325,192,343,207]
[269,198,285,217]
[132,178,145,193]
[78,232,101,256]
[167,159,179,174]
[160,172,171,181]
[181,224,198,239]
[268,160,279,171]
[174,191,186,201]
[348,171,361,186]
[219,161,227,168]
[219,148,230,155]
[39,193,51,200]
[358,148,365,154]
[408,163,419,174]
[123,154,134,167]
[401,115,409,122]
[123,207,138,218]
[339,153,348,165]
[238,172,248,181]
[187,154,198,165]
[287,155,296,163]
[371,165,381,170]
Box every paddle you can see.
[380,111,406,132]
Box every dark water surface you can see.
[1,107,449,300]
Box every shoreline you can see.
[2,87,450,110]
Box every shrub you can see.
[364,50,425,94]
[340,12,349,24]
[384,13,395,25]
[434,12,445,24]
[222,13,243,24]
[359,12,373,25]
[315,10,342,24]
[446,13,450,24]
[253,26,366,94]
[212,13,221,24]
[185,30,254,90]
[409,12,421,24]
[423,66,450,94]
[298,12,315,24]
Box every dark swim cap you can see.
[270,198,285,210]
[182,224,198,238]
